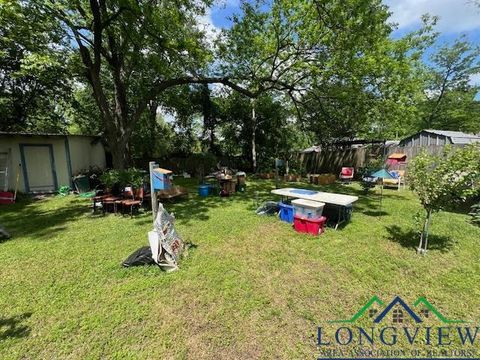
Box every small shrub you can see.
[99,169,120,189]
[408,144,480,254]
[100,168,145,190]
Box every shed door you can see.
[21,145,57,192]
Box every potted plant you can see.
[99,169,120,194]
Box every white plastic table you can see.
[271,188,359,229]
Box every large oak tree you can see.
[37,0,253,168]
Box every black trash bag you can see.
[122,246,155,267]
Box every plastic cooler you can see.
[198,185,210,197]
[294,215,327,235]
[278,202,294,223]
[292,198,325,218]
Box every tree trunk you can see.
[423,210,433,254]
[251,99,257,172]
[109,133,130,170]
[147,101,159,158]
[417,224,424,253]
[418,209,432,255]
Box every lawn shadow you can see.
[0,313,31,340]
[68,178,404,225]
[363,210,389,217]
[163,178,278,224]
[385,225,455,253]
[0,196,90,241]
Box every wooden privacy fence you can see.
[299,144,458,175]
[133,155,248,176]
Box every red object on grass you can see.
[341,167,352,176]
[293,215,327,236]
[0,191,15,204]
[340,167,354,177]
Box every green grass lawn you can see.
[0,179,479,359]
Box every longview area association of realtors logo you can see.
[316,296,479,360]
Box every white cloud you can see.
[197,7,220,46]
[384,0,480,32]
[214,0,240,8]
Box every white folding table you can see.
[271,187,359,229]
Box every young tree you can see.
[408,144,480,254]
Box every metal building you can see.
[399,129,480,147]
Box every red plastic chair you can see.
[339,167,354,182]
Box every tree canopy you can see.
[0,0,479,169]
[0,0,72,132]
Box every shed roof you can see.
[0,131,100,138]
[422,129,480,144]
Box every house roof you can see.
[0,131,101,138]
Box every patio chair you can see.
[383,170,406,190]
[102,193,122,214]
[121,187,144,217]
[339,167,354,183]
[92,192,111,213]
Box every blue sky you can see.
[207,0,480,86]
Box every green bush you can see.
[408,144,480,254]
[99,169,120,189]
[100,168,145,189]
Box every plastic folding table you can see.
[271,187,359,229]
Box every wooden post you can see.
[149,161,158,222]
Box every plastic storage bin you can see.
[292,199,325,218]
[323,204,353,224]
[278,202,295,223]
[198,185,210,197]
[293,215,327,235]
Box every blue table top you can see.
[290,189,318,196]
